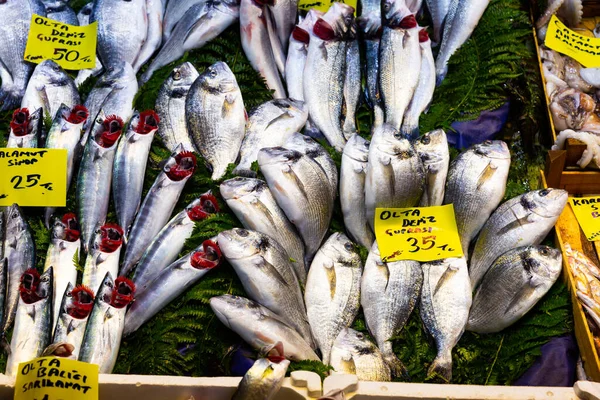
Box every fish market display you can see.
[330,327,391,381]
[467,245,562,333]
[305,233,363,364]
[7,108,42,149]
[415,129,450,207]
[82,224,124,294]
[232,353,290,400]
[285,11,321,101]
[186,62,245,180]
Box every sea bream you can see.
[82,224,124,295]
[285,10,321,101]
[232,351,290,400]
[330,327,391,381]
[414,129,449,207]
[6,107,42,149]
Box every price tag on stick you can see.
[0,148,67,207]
[569,197,600,241]
[14,357,98,400]
[374,205,464,262]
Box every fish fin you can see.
[497,214,536,236]
[376,261,390,292]
[339,351,356,374]
[378,154,392,166]
[254,257,291,287]
[27,304,36,321]
[221,94,237,118]
[325,262,336,300]
[281,166,308,200]
[264,112,294,131]
[183,9,210,43]
[66,318,76,334]
[433,265,457,296]
[36,85,51,117]
[505,285,536,315]
[476,161,498,190]
[383,349,408,379]
[249,198,277,227]
[128,133,139,143]
[42,342,74,357]
[427,350,452,382]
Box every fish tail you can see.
[400,121,419,140]
[232,166,257,178]
[382,344,408,379]
[435,66,448,87]
[44,207,54,230]
[428,350,452,382]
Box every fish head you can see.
[220,177,266,201]
[257,146,302,168]
[375,125,417,159]
[35,60,69,86]
[199,62,238,94]
[271,98,308,121]
[525,246,563,285]
[383,0,413,29]
[110,276,136,309]
[67,285,95,319]
[342,133,369,163]
[334,327,373,353]
[66,104,89,125]
[296,9,323,42]
[190,240,223,270]
[186,192,220,221]
[315,3,356,41]
[550,88,595,131]
[6,203,27,233]
[164,149,197,181]
[10,108,30,137]
[217,228,267,260]
[19,267,52,304]
[134,110,160,135]
[94,114,123,148]
[170,62,200,88]
[414,129,448,164]
[285,133,319,154]
[99,223,124,253]
[323,233,361,266]
[51,212,80,242]
[76,2,93,23]
[97,273,115,304]
[522,189,568,218]
[473,140,510,160]
[210,294,261,330]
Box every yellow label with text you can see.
[14,357,98,400]
[298,0,357,14]
[24,15,97,70]
[545,15,600,68]
[569,197,600,241]
[374,205,464,262]
[0,148,67,207]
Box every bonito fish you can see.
[330,328,391,381]
[414,129,449,207]
[82,224,124,295]
[6,108,42,149]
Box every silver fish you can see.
[220,178,306,280]
[6,107,42,149]
[435,0,490,85]
[343,40,361,138]
[425,0,452,43]
[124,240,221,336]
[131,193,219,292]
[401,29,435,139]
[141,0,240,84]
[330,327,391,381]
[210,295,319,361]
[265,0,286,76]
[467,246,562,333]
[112,110,160,236]
[361,242,421,376]
[162,0,205,41]
[2,204,36,335]
[232,356,290,400]
[186,61,245,180]
[91,0,148,72]
[258,147,333,261]
[219,229,314,344]
[81,224,124,295]
[443,140,510,255]
[75,3,103,86]
[469,188,568,290]
[5,268,53,376]
[155,62,199,153]
[76,115,124,253]
[78,273,135,373]
[0,0,46,111]
[365,124,425,230]
[303,3,356,151]
[305,233,363,364]
[340,134,374,248]
[42,0,78,24]
[43,213,81,329]
[358,0,383,127]
[240,0,285,98]
[121,149,196,275]
[51,284,95,360]
[133,0,164,72]
[234,99,308,176]
[420,257,471,382]
[414,129,449,207]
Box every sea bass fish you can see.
[330,327,391,381]
[232,354,290,400]
[285,11,321,101]
[6,108,42,149]
[359,0,383,127]
[414,129,449,207]
[343,39,361,138]
[82,224,124,295]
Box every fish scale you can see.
[343,40,361,138]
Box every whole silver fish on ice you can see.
[415,129,449,207]
[330,327,391,381]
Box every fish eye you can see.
[484,140,492,145]
[173,71,181,80]
[420,135,431,145]
[344,242,354,251]
[66,291,72,297]
[540,247,549,256]
[356,332,364,339]
[540,189,550,196]
[210,69,217,78]
[238,229,249,237]
[383,1,390,11]
[104,280,111,287]
[41,276,49,282]
[393,131,402,139]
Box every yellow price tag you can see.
[0,148,67,207]
[374,205,464,262]
[569,197,600,241]
[24,15,97,70]
[298,0,357,14]
[545,15,600,68]
[14,357,98,400]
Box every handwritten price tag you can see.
[0,149,67,207]
[24,15,97,70]
[14,357,98,400]
[569,197,600,241]
[298,0,357,14]
[545,15,600,68]
[374,205,464,262]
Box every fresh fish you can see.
[343,40,361,138]
[358,0,383,127]
[360,242,421,376]
[467,245,562,333]
[425,0,452,43]
[234,99,308,176]
[303,3,356,151]
[0,0,46,111]
[155,62,199,153]
[124,240,222,336]
[77,115,123,253]
[78,274,135,373]
[420,257,471,382]
[44,105,89,227]
[113,110,160,236]
[240,0,286,98]
[365,124,425,230]
[75,3,104,86]
[435,0,490,85]
[232,355,290,400]
[163,0,205,41]
[470,188,568,290]
[6,107,42,149]
[284,10,321,101]
[2,204,36,335]
[82,224,124,295]
[5,268,53,376]
[121,150,197,274]
[219,229,313,343]
[186,62,245,180]
[133,0,164,72]
[379,10,421,131]
[81,62,137,147]
[51,284,95,360]
[130,193,219,291]
[210,295,319,361]
[443,140,510,255]
[330,327,391,381]
[220,178,306,279]
[401,29,435,139]
[42,0,78,24]
[414,129,449,207]
[258,147,333,261]
[43,213,81,329]
[141,0,239,84]
[340,134,374,248]
[305,233,363,364]
[91,0,148,72]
